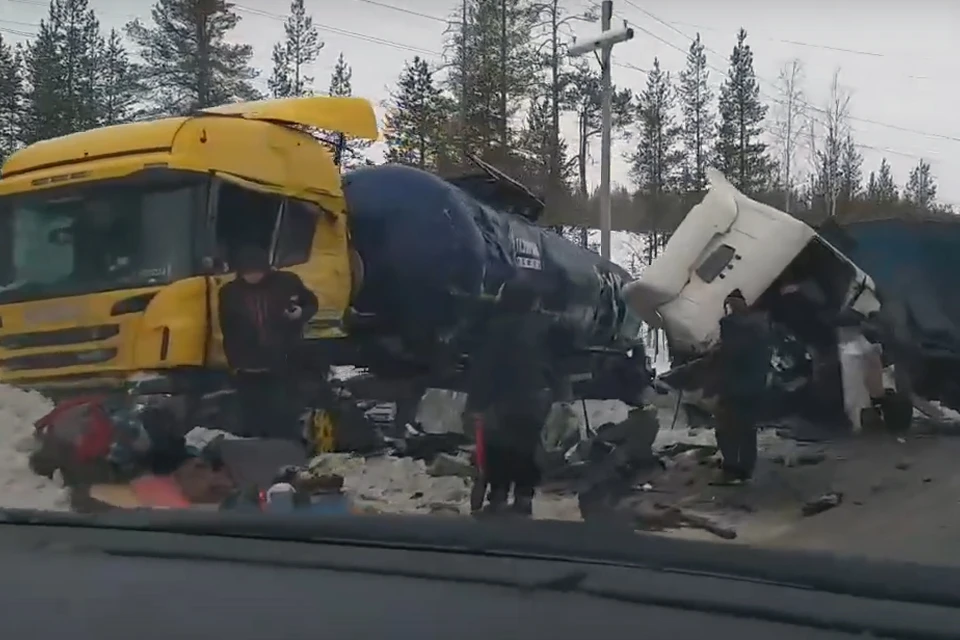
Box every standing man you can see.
[713,289,772,485]
[218,244,319,441]
[465,275,560,516]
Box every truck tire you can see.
[880,390,913,433]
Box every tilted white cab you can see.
[623,169,889,431]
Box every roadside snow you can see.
[0,385,69,511]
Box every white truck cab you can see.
[623,169,895,432]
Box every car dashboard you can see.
[0,512,957,640]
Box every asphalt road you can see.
[760,432,960,565]
[601,420,960,567]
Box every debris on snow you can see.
[426,452,474,478]
[309,454,473,515]
[801,492,843,517]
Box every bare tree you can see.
[809,69,851,218]
[771,59,806,213]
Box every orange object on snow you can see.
[129,475,192,508]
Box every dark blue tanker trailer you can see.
[336,161,652,404]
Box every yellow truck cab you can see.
[0,96,378,398]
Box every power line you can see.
[0,17,39,28]
[8,0,951,161]
[350,0,449,24]
[667,17,954,68]
[618,21,947,161]
[668,19,889,59]
[621,1,960,146]
[348,0,959,156]
[0,26,35,38]
[232,3,440,57]
[6,0,441,57]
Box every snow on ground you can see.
[0,379,687,517]
[0,380,794,524]
[313,399,702,520]
[312,454,472,515]
[0,385,69,511]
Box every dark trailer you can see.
[335,158,651,405]
[821,216,960,412]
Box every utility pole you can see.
[566,1,633,261]
[599,0,612,261]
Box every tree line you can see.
[0,0,953,258]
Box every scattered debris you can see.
[802,492,843,517]
[426,453,475,478]
[772,450,827,467]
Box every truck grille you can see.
[0,325,120,350]
[0,348,118,371]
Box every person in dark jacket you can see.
[218,245,319,441]
[713,289,772,484]
[465,274,560,516]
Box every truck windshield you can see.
[0,177,202,304]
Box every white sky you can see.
[3,0,959,207]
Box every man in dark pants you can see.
[218,245,319,441]
[466,275,559,516]
[713,289,772,485]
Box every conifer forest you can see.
[0,0,953,266]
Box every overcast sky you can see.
[3,0,958,206]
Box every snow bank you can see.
[0,385,69,511]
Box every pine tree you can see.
[0,36,24,160]
[904,159,937,211]
[97,29,142,126]
[445,0,539,169]
[383,56,451,171]
[328,53,371,169]
[630,58,681,194]
[268,0,322,98]
[865,158,898,204]
[837,133,862,214]
[630,58,681,262]
[677,33,714,193]
[530,0,581,198]
[715,28,769,194]
[22,15,63,143]
[126,0,260,116]
[517,96,572,196]
[328,52,351,96]
[22,0,103,142]
[566,61,633,199]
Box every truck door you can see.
[203,177,289,366]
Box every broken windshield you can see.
[0,175,203,304]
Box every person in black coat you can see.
[218,245,319,441]
[713,289,773,484]
[465,274,561,516]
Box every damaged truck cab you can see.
[624,169,910,432]
[0,96,378,398]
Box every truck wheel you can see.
[880,390,913,433]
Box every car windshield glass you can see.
[0,177,201,304]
